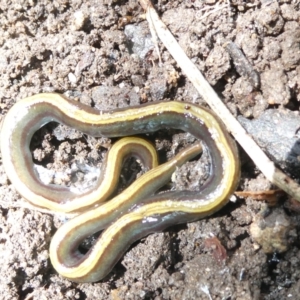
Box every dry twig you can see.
[138,0,300,202]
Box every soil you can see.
[0,0,300,299]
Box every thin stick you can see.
[138,0,300,202]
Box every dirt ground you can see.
[0,0,300,299]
